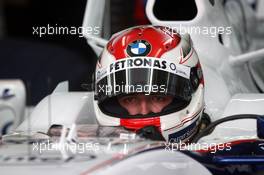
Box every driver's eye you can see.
[121,96,137,104]
[151,95,166,102]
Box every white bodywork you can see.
[0,80,26,135]
[0,135,212,175]
[17,91,96,133]
[145,0,264,120]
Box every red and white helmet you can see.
[93,26,204,142]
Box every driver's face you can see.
[118,94,173,115]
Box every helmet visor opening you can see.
[96,66,193,118]
[96,68,192,103]
[98,95,191,119]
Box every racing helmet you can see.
[93,26,204,142]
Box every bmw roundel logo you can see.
[127,40,151,57]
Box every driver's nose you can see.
[139,98,151,115]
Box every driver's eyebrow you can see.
[119,95,135,100]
